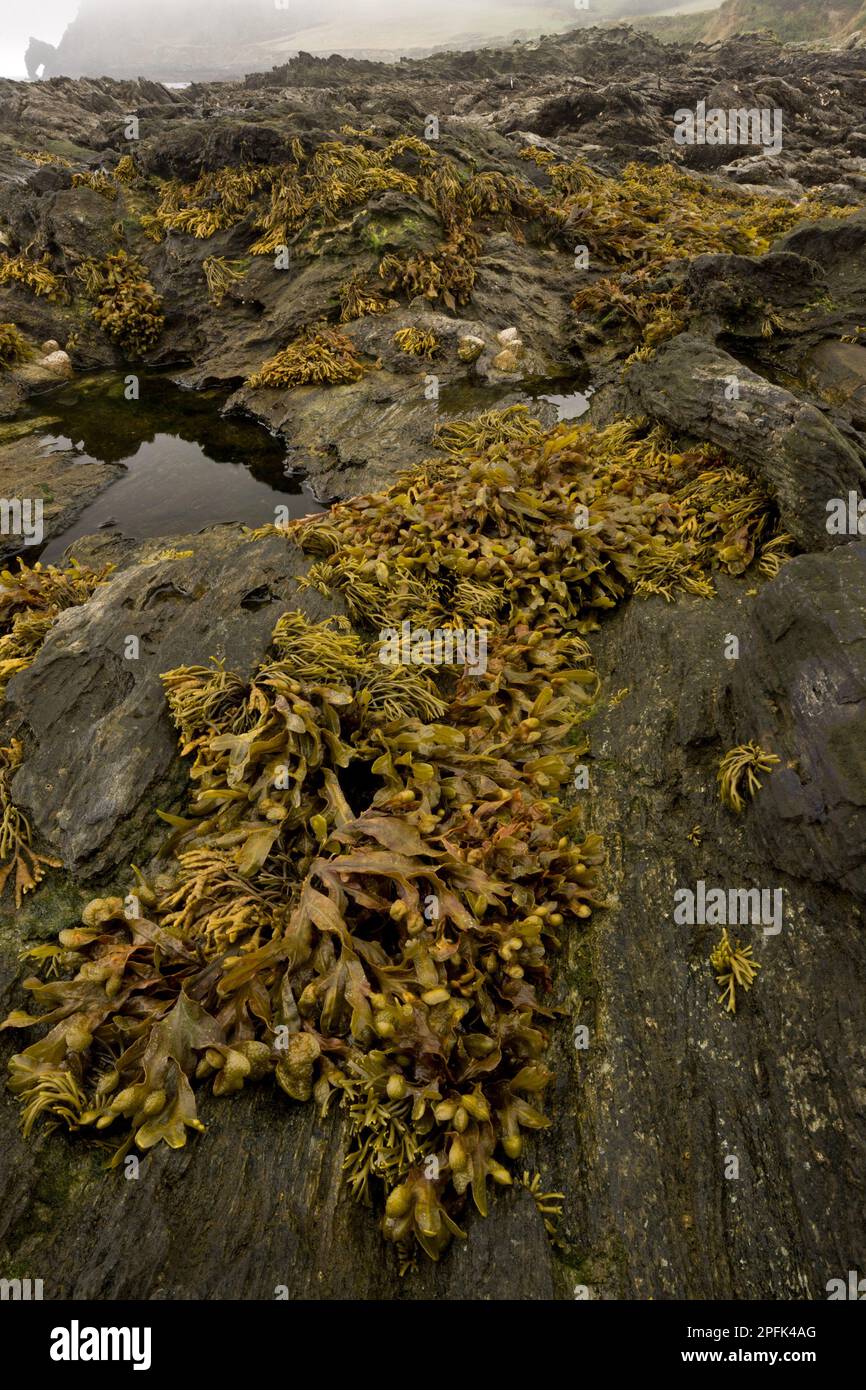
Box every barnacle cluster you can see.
[247,325,372,388]
[0,323,32,368]
[82,251,165,357]
[717,742,780,814]
[3,406,791,1262]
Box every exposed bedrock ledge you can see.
[621,333,866,550]
[575,552,866,1298]
[729,544,866,900]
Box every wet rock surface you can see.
[0,25,865,1301]
[573,556,866,1298]
[5,528,341,878]
[0,432,121,563]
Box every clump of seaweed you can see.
[82,251,165,357]
[520,1170,566,1236]
[339,274,395,322]
[379,232,479,312]
[2,406,791,1264]
[0,252,65,301]
[202,256,247,305]
[16,150,73,168]
[0,558,113,701]
[3,604,604,1253]
[249,136,428,255]
[0,740,61,908]
[718,742,780,814]
[572,275,687,351]
[248,326,372,388]
[0,323,32,368]
[526,153,856,351]
[0,559,103,915]
[141,138,433,255]
[143,164,275,243]
[71,170,118,201]
[710,928,760,1013]
[113,154,140,185]
[433,403,545,458]
[129,135,852,355]
[394,327,440,359]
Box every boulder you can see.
[39,349,73,379]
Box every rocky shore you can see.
[0,24,864,1300]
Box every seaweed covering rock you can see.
[2,408,794,1267]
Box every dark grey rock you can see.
[622,333,866,549]
[7,526,341,877]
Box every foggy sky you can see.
[0,0,725,80]
[0,0,78,78]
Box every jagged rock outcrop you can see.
[621,333,866,549]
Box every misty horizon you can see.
[0,0,726,82]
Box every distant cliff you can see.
[22,1,723,82]
[631,0,866,45]
[703,0,864,42]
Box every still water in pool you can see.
[28,374,322,564]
